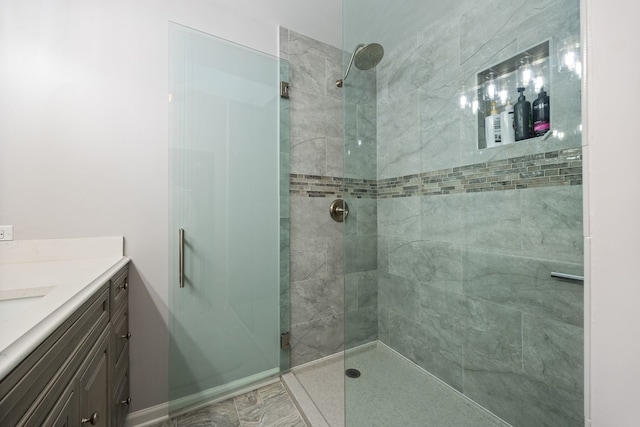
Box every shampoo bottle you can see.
[500,104,515,145]
[532,87,550,137]
[514,87,532,141]
[484,102,502,148]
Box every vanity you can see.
[0,237,131,427]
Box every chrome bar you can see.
[179,228,185,288]
[550,272,584,282]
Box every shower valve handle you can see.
[329,199,349,222]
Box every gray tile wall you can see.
[281,28,378,367]
[373,1,583,426]
[377,0,582,177]
[284,1,582,422]
[378,189,584,427]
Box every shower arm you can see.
[336,44,365,87]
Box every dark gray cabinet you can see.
[110,265,130,427]
[0,262,130,427]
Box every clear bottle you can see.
[500,104,515,145]
[484,102,502,148]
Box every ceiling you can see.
[210,0,468,51]
[211,0,342,48]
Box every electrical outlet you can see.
[0,225,14,241]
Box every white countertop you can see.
[0,237,129,381]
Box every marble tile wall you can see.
[378,188,584,427]
[283,1,582,422]
[377,0,583,178]
[281,28,378,367]
[373,1,583,426]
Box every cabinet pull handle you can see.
[179,228,185,288]
[121,397,131,405]
[118,280,128,290]
[81,412,99,425]
[120,333,131,340]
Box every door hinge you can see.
[280,332,291,350]
[280,81,290,99]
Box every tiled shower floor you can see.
[287,342,511,427]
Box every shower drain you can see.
[345,368,361,378]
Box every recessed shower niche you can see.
[475,41,551,150]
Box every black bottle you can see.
[514,87,532,141]
[532,87,550,137]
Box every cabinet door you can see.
[112,367,130,427]
[78,330,110,427]
[43,384,77,427]
[112,307,129,368]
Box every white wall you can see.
[586,1,640,426]
[0,0,290,412]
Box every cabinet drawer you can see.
[110,266,129,316]
[112,305,129,368]
[0,287,109,427]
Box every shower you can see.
[336,43,384,87]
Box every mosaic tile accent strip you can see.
[379,148,582,199]
[290,148,582,199]
[290,174,378,198]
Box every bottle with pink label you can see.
[533,87,550,137]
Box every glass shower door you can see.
[168,23,282,413]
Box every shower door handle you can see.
[179,228,185,288]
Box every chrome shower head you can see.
[336,43,384,88]
[354,43,384,70]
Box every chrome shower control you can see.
[329,199,349,222]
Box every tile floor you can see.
[151,381,307,427]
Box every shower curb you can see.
[282,372,330,427]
